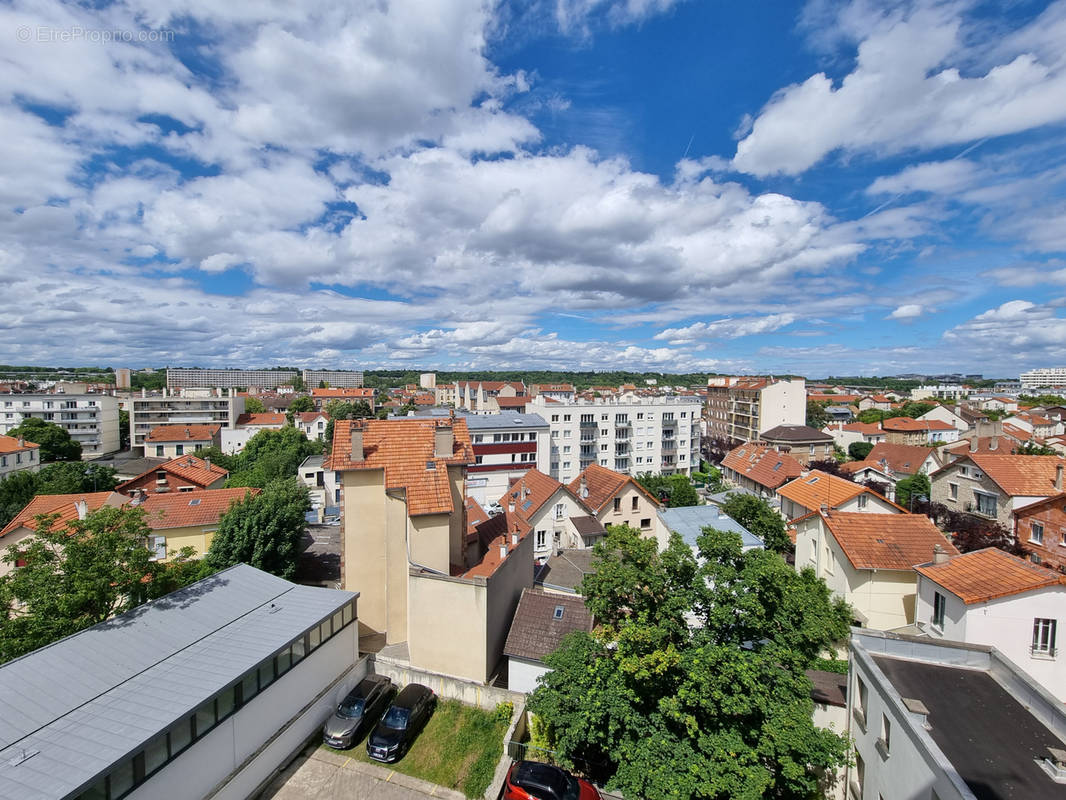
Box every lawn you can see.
[321,698,508,798]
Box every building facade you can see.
[129,388,245,454]
[465,413,551,505]
[0,435,41,481]
[166,368,299,389]
[705,376,805,443]
[0,394,120,459]
[527,395,702,485]
[1021,367,1066,390]
[302,369,365,388]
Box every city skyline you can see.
[2,0,1065,375]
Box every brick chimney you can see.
[434,423,453,458]
[933,543,950,565]
[989,437,998,451]
[204,456,212,471]
[16,437,23,447]
[1056,463,1063,492]
[350,425,364,461]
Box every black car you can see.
[365,683,435,762]
[322,674,395,749]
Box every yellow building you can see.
[137,487,259,560]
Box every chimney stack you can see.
[580,477,588,499]
[350,425,364,461]
[989,437,997,451]
[511,531,519,546]
[933,543,950,565]
[75,499,89,520]
[499,544,508,559]
[16,437,23,447]
[434,423,453,458]
[970,435,978,453]
[204,457,212,471]
[508,501,515,514]
[1056,463,1063,492]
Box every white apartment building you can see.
[129,388,245,454]
[704,376,805,443]
[166,368,298,389]
[527,395,701,485]
[1021,367,1066,390]
[0,394,120,459]
[465,413,551,505]
[910,384,969,401]
[301,369,365,388]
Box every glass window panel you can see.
[292,636,307,664]
[195,701,216,738]
[109,760,134,798]
[309,625,321,649]
[276,646,292,676]
[258,660,275,690]
[332,611,344,632]
[343,604,354,626]
[78,780,107,800]
[319,620,331,642]
[170,717,193,755]
[144,734,168,776]
[217,685,236,720]
[241,672,258,706]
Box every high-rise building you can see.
[704,376,805,443]
[1020,367,1066,390]
[166,368,298,389]
[301,370,365,388]
[129,388,245,453]
[0,394,120,459]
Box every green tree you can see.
[898,401,935,418]
[285,394,316,425]
[806,400,829,429]
[290,374,305,392]
[35,461,118,494]
[119,409,130,450]
[205,479,310,579]
[529,526,851,800]
[1014,441,1059,455]
[856,409,888,424]
[6,418,81,461]
[0,471,41,530]
[223,427,321,488]
[0,506,206,664]
[244,396,266,414]
[848,441,874,461]
[719,493,791,553]
[895,472,931,510]
[634,473,700,507]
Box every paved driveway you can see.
[259,744,466,800]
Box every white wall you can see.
[508,657,550,694]
[758,378,806,435]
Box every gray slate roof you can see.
[503,588,594,663]
[760,424,834,443]
[534,549,596,593]
[0,564,356,800]
[569,515,606,537]
[462,412,548,430]
[657,505,762,551]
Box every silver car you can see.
[322,675,395,749]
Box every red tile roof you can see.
[311,388,375,398]
[463,511,531,578]
[721,443,804,490]
[495,397,529,408]
[881,417,928,432]
[326,419,473,517]
[566,463,661,514]
[944,437,1019,456]
[915,547,1066,604]
[819,511,959,571]
[0,435,39,454]
[777,470,866,511]
[296,411,328,423]
[500,469,567,521]
[465,496,490,540]
[1,491,125,538]
[145,424,221,443]
[138,488,260,530]
[235,412,286,427]
[862,443,937,476]
[116,455,228,492]
[945,454,1066,496]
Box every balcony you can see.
[661,440,676,451]
[662,418,677,428]
[579,419,598,428]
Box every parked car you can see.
[503,760,601,800]
[322,674,395,749]
[365,683,436,762]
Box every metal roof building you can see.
[0,564,361,800]
[657,504,763,552]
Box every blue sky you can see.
[2,0,1066,377]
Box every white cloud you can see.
[654,313,798,344]
[734,2,1066,176]
[867,159,980,196]
[886,303,926,319]
[942,300,1066,367]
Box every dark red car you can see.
[504,760,602,800]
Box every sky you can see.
[2,0,1066,377]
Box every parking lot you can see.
[259,743,467,800]
[295,523,341,587]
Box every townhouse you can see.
[882,417,959,446]
[144,424,222,459]
[223,412,287,453]
[0,393,120,458]
[0,435,40,481]
[455,380,527,414]
[823,421,886,450]
[1014,492,1066,572]
[117,455,229,495]
[776,470,902,521]
[503,588,594,693]
[914,547,1066,701]
[859,442,940,480]
[720,442,804,499]
[792,510,958,629]
[295,411,330,441]
[705,375,805,443]
[759,423,835,465]
[929,453,1066,532]
[310,387,375,411]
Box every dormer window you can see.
[553,606,564,620]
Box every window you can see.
[155,445,165,457]
[948,483,958,501]
[1033,618,1057,656]
[852,751,864,800]
[854,676,868,730]
[640,518,651,528]
[536,530,547,549]
[932,591,946,628]
[857,494,868,510]
[148,536,166,561]
[0,456,5,467]
[178,486,193,493]
[631,496,639,511]
[974,492,997,517]
[551,414,559,422]
[877,714,891,757]
[563,414,571,422]
[555,503,565,520]
[1031,521,1044,546]
[613,497,622,512]
[553,605,564,620]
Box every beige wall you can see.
[148,440,215,459]
[152,524,217,560]
[930,462,1015,529]
[342,468,388,635]
[594,483,658,536]
[0,528,33,580]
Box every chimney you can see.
[499,544,508,559]
[819,502,829,516]
[580,477,589,499]
[511,531,519,546]
[434,423,453,458]
[350,425,364,461]
[508,501,516,513]
[16,437,23,447]
[933,543,950,565]
[989,437,997,451]
[1056,463,1063,492]
[970,435,978,453]
[204,457,212,471]
[75,499,89,520]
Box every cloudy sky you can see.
[2,0,1065,377]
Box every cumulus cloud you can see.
[654,313,798,344]
[942,300,1066,366]
[733,2,1066,176]
[886,304,926,320]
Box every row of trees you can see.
[529,525,851,800]
[6,417,82,461]
[0,461,119,529]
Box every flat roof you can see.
[872,655,1066,799]
[0,564,356,800]
[462,412,548,430]
[657,505,762,550]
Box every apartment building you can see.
[310,387,376,410]
[1021,366,1066,390]
[166,368,298,389]
[302,369,365,388]
[465,413,551,505]
[0,394,120,459]
[526,395,701,485]
[0,435,40,481]
[144,424,222,459]
[129,388,245,454]
[704,376,805,443]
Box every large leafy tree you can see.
[285,394,316,425]
[634,473,700,507]
[205,479,310,579]
[244,396,266,414]
[6,417,81,461]
[0,506,206,664]
[848,441,874,461]
[0,463,119,529]
[529,526,852,800]
[0,471,41,530]
[222,427,322,488]
[805,400,829,429]
[718,493,791,553]
[894,472,931,511]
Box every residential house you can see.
[759,424,836,465]
[221,412,287,453]
[914,547,1066,701]
[654,504,761,554]
[0,393,120,458]
[824,405,854,423]
[777,471,902,521]
[822,421,886,450]
[116,455,229,495]
[456,381,527,414]
[837,461,897,501]
[918,404,972,432]
[327,418,533,683]
[145,424,222,459]
[530,384,576,402]
[910,384,968,401]
[929,453,1066,532]
[503,588,594,693]
[792,510,958,629]
[1010,411,1062,439]
[129,387,244,454]
[136,487,259,561]
[310,387,376,411]
[882,417,958,446]
[433,382,458,407]
[860,442,940,480]
[720,443,804,499]
[566,463,662,539]
[0,491,125,578]
[298,454,341,520]
[847,629,1066,800]
[296,411,330,441]
[705,376,806,443]
[534,548,596,595]
[858,394,894,411]
[0,563,361,800]
[1014,493,1066,572]
[0,435,40,481]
